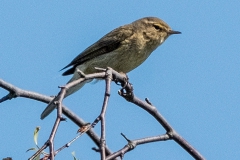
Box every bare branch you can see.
[106,133,170,160]
[1,66,205,160]
[0,78,113,159]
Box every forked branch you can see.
[0,68,205,160]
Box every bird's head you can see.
[133,17,181,46]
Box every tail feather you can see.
[40,96,59,120]
[40,72,91,119]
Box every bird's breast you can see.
[78,36,159,74]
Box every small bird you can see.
[41,17,181,119]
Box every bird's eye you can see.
[153,24,162,31]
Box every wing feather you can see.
[61,26,133,76]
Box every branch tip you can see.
[92,147,100,152]
[95,67,106,71]
[120,133,130,142]
[76,68,86,77]
[145,98,152,105]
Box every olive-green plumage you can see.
[41,17,181,119]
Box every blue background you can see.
[1,1,239,159]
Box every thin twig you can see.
[1,67,205,160]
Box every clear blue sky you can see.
[1,1,240,160]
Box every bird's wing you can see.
[61,25,134,76]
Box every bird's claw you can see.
[118,78,134,101]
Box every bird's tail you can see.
[40,73,91,119]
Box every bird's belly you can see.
[80,47,151,74]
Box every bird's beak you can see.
[168,30,181,35]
